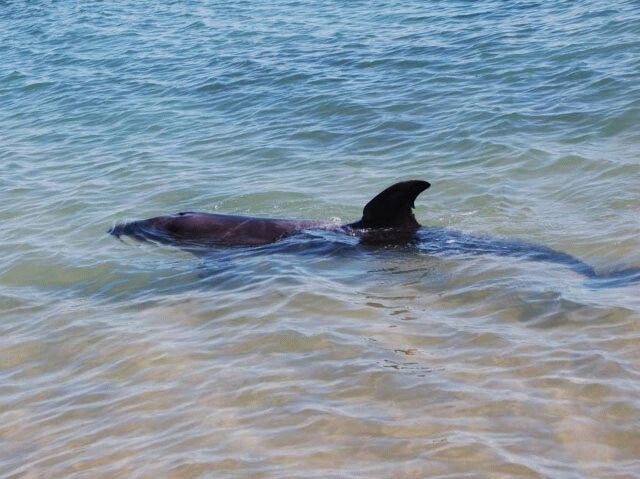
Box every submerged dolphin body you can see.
[110,180,640,287]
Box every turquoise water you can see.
[2,1,640,477]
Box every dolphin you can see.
[109,180,640,287]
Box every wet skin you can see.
[110,180,429,247]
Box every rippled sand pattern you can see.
[1,1,640,477]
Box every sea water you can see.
[1,1,639,477]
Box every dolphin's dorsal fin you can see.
[349,180,430,229]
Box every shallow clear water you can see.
[2,1,640,477]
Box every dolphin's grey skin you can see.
[110,180,640,286]
[109,180,429,247]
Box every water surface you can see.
[1,1,640,477]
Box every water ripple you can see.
[1,0,640,477]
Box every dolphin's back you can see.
[109,212,331,246]
[109,180,432,247]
